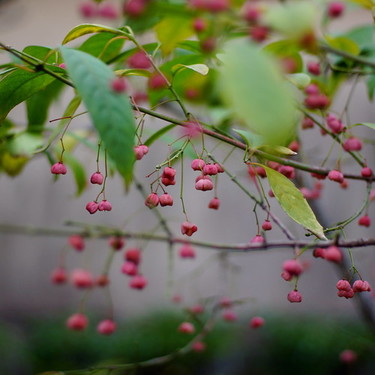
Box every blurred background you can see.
[0,0,374,374]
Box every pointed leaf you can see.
[62,24,130,45]
[60,47,136,185]
[351,122,375,130]
[0,69,56,121]
[172,64,209,76]
[219,40,297,146]
[258,145,297,156]
[263,165,326,239]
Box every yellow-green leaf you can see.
[325,36,360,56]
[263,165,326,239]
[62,23,130,45]
[258,145,297,156]
[172,64,209,76]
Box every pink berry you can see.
[326,114,344,134]
[250,25,269,43]
[109,236,125,250]
[51,162,67,175]
[282,259,303,276]
[328,170,344,183]
[98,199,112,211]
[250,235,264,243]
[195,175,214,191]
[192,341,206,352]
[302,117,314,129]
[99,3,119,19]
[281,271,293,281]
[193,17,207,32]
[50,267,67,284]
[328,2,345,18]
[71,269,94,289]
[304,94,330,109]
[208,197,220,210]
[262,220,272,231]
[125,248,141,265]
[148,73,168,90]
[58,63,66,69]
[179,244,196,258]
[159,193,174,207]
[324,246,342,263]
[161,176,176,186]
[110,77,128,93]
[123,0,147,17]
[203,163,218,176]
[189,304,204,314]
[339,349,357,364]
[96,274,110,287]
[336,279,351,291]
[181,221,198,236]
[358,215,371,227]
[343,137,362,151]
[287,290,302,303]
[86,201,99,214]
[121,261,138,276]
[191,158,206,171]
[129,274,147,289]
[215,163,224,173]
[353,280,371,292]
[79,1,98,18]
[222,309,238,322]
[219,296,232,308]
[68,234,85,251]
[313,247,325,258]
[304,84,320,95]
[134,144,149,160]
[205,0,229,12]
[307,61,321,75]
[90,171,104,185]
[127,50,152,69]
[201,37,217,53]
[178,322,195,334]
[162,167,176,179]
[66,313,88,331]
[361,167,372,178]
[250,316,265,329]
[337,289,355,299]
[311,172,327,180]
[97,319,117,335]
[278,166,295,179]
[145,193,159,208]
[243,3,262,24]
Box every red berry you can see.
[179,244,196,258]
[51,162,67,175]
[97,319,116,335]
[99,3,119,19]
[195,175,214,191]
[50,267,68,284]
[192,341,206,352]
[96,274,110,287]
[250,25,269,43]
[159,193,174,207]
[222,309,238,322]
[302,117,314,129]
[353,280,371,292]
[343,137,362,151]
[162,167,176,179]
[358,215,371,227]
[125,248,141,265]
[311,172,327,180]
[86,201,99,214]
[304,94,330,109]
[134,144,149,160]
[148,73,168,90]
[287,290,302,303]
[191,158,206,171]
[66,313,88,331]
[203,163,218,176]
[189,304,204,314]
[304,84,319,95]
[68,234,85,251]
[193,17,207,32]
[278,166,295,179]
[201,37,216,53]
[327,2,345,18]
[129,274,147,289]
[90,171,104,185]
[340,349,357,364]
[361,167,372,178]
[123,0,147,17]
[145,193,159,208]
[219,296,232,308]
[328,170,344,183]
[98,199,112,211]
[71,269,94,289]
[205,0,229,13]
[326,114,344,134]
[178,321,195,334]
[249,316,265,328]
[121,261,138,276]
[262,220,272,231]
[250,235,264,243]
[243,3,262,24]
[281,271,293,281]
[128,50,152,69]
[282,259,303,276]
[324,246,342,263]
[109,236,125,250]
[307,61,321,75]
[110,77,128,93]
[336,279,351,291]
[208,197,220,210]
[161,176,176,186]
[337,289,355,299]
[79,2,98,18]
[181,222,198,236]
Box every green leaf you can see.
[325,36,361,56]
[172,63,209,76]
[79,32,126,63]
[155,16,194,55]
[7,131,44,157]
[22,45,59,64]
[62,24,130,45]
[144,124,176,147]
[60,47,136,185]
[26,80,64,133]
[63,151,87,196]
[0,69,56,122]
[262,165,326,239]
[351,122,375,130]
[287,73,311,89]
[219,40,297,146]
[115,68,152,78]
[367,74,375,101]
[258,145,297,156]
